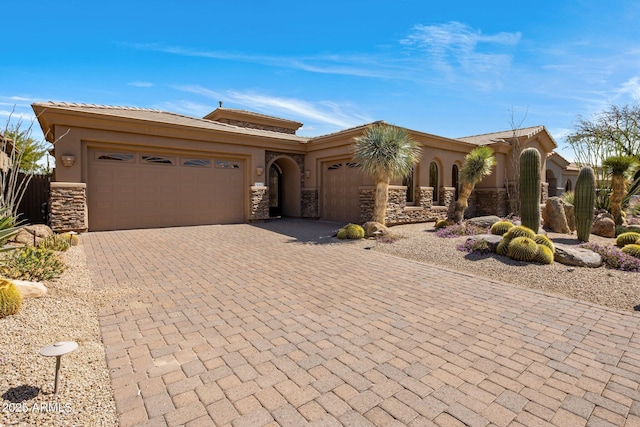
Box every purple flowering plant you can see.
[580,242,640,272]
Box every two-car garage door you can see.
[88,149,244,231]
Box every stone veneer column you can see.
[417,187,433,209]
[49,182,87,232]
[249,186,269,220]
[301,188,319,218]
[439,187,456,218]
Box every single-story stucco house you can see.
[33,101,567,232]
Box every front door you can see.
[269,163,283,217]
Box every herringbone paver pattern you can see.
[84,220,640,426]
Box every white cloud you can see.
[617,77,640,101]
[400,22,521,87]
[128,81,154,88]
[171,85,372,130]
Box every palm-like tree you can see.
[602,155,639,225]
[353,124,422,225]
[452,146,496,223]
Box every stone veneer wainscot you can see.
[49,182,88,232]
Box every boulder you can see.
[564,204,576,232]
[591,212,615,238]
[363,221,389,238]
[12,224,54,246]
[466,234,503,252]
[467,216,502,229]
[12,280,47,298]
[542,197,571,233]
[554,243,603,268]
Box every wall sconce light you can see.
[305,170,311,179]
[61,155,75,167]
[256,166,264,176]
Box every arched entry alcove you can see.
[546,169,557,197]
[267,156,301,217]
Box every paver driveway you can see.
[84,220,640,427]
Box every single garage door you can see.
[322,161,362,223]
[88,149,244,231]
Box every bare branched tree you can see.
[505,106,528,216]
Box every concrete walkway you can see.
[84,220,640,427]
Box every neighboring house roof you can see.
[203,107,303,132]
[32,102,310,144]
[458,125,553,144]
[0,132,16,155]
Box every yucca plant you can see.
[353,124,422,225]
[602,156,639,225]
[452,146,496,223]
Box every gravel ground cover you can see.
[0,244,118,427]
[351,222,640,312]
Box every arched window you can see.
[452,164,460,201]
[565,179,572,192]
[429,161,439,202]
[402,168,415,205]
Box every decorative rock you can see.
[591,211,615,238]
[12,224,54,246]
[363,221,389,238]
[12,280,47,298]
[564,204,576,231]
[467,215,502,229]
[554,243,603,268]
[542,197,571,233]
[467,234,503,251]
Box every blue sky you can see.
[2,0,639,161]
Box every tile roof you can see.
[33,102,309,142]
[457,126,548,145]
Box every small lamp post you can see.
[40,341,78,394]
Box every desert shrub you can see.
[615,226,629,237]
[434,219,449,229]
[38,234,71,252]
[535,245,554,264]
[507,236,539,262]
[504,225,536,240]
[534,234,555,253]
[1,246,66,281]
[560,191,575,205]
[435,223,486,238]
[456,238,491,254]
[581,242,640,272]
[0,278,22,318]
[622,244,640,259]
[616,232,640,248]
[490,220,514,235]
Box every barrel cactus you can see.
[0,279,22,318]
[496,238,511,256]
[434,219,450,229]
[535,244,554,264]
[344,224,365,239]
[616,232,640,248]
[621,244,640,259]
[519,148,541,232]
[534,234,555,253]
[507,236,539,262]
[490,220,514,236]
[336,228,348,239]
[574,166,596,242]
[504,225,536,240]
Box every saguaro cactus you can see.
[519,147,541,232]
[574,166,596,242]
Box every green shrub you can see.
[621,244,640,259]
[490,220,514,235]
[507,236,539,262]
[535,245,554,264]
[434,220,449,229]
[504,225,536,240]
[38,234,71,252]
[1,246,66,281]
[616,232,640,248]
[534,234,555,253]
[0,278,22,318]
[615,226,629,237]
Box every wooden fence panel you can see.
[16,173,51,225]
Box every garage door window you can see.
[142,155,174,165]
[96,153,134,162]
[182,158,211,167]
[215,160,241,169]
